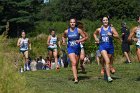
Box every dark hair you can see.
[77,21,85,30]
[101,16,110,22]
[46,57,49,59]
[70,16,77,21]
[101,16,112,26]
[121,22,126,27]
[39,56,42,60]
[70,17,77,24]
[49,28,55,33]
[37,58,39,62]
[21,30,25,34]
[136,15,140,21]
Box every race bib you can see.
[102,36,109,42]
[69,41,77,46]
[50,41,56,44]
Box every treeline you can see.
[45,0,140,21]
[0,0,140,37]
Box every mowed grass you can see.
[24,62,140,93]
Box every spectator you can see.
[84,55,90,64]
[45,57,51,70]
[121,22,131,63]
[51,58,56,69]
[30,59,37,71]
[36,57,43,70]
[39,56,46,65]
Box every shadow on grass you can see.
[97,76,122,80]
[78,76,91,81]
[111,76,122,80]
[135,77,140,81]
[78,71,87,74]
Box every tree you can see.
[41,0,140,21]
[0,0,43,37]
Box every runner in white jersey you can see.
[77,21,88,73]
[128,16,140,62]
[17,31,31,72]
[47,29,61,70]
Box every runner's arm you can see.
[57,37,61,48]
[112,27,119,38]
[93,28,100,43]
[28,39,31,50]
[78,28,86,43]
[80,31,88,44]
[128,27,138,42]
[47,36,52,46]
[62,30,67,45]
[83,31,88,40]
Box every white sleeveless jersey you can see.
[20,38,29,51]
[136,27,140,46]
[48,35,57,48]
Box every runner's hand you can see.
[81,41,84,44]
[108,32,112,37]
[95,38,99,43]
[76,40,80,44]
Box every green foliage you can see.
[0,0,44,37]
[32,19,138,57]
[34,21,67,35]
[0,36,34,93]
[0,0,140,37]
[42,0,140,21]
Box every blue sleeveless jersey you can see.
[67,27,81,55]
[100,26,113,44]
[99,26,114,54]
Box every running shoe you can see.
[108,77,113,82]
[74,80,78,84]
[27,66,30,71]
[20,68,23,73]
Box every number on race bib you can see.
[102,36,109,42]
[69,41,77,46]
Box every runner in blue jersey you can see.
[62,18,86,83]
[94,17,119,82]
[128,16,140,62]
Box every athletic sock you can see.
[20,68,23,73]
[24,63,27,71]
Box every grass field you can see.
[24,62,140,93]
[1,36,140,93]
